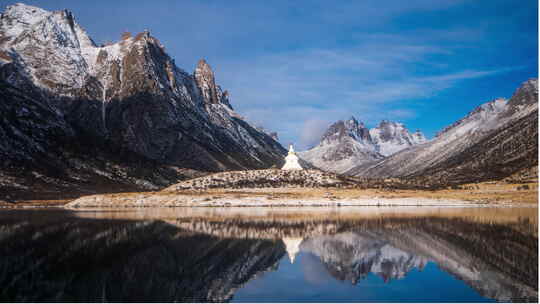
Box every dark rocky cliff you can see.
[0,3,285,200]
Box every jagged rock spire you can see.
[194,59,219,104]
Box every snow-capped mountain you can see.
[348,79,538,185]
[299,117,425,174]
[370,120,427,156]
[0,3,285,199]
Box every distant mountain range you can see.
[0,3,285,199]
[300,79,537,186]
[299,118,427,174]
[347,79,538,186]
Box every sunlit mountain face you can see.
[0,208,537,302]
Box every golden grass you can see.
[174,181,538,205]
[6,181,537,207]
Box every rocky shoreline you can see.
[64,190,530,209]
[63,169,537,208]
[2,170,536,209]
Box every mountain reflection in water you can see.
[0,207,537,302]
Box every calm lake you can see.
[0,206,537,302]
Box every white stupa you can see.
[281,144,303,170]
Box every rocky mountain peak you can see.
[301,117,426,173]
[321,117,371,145]
[194,58,219,104]
[0,2,99,95]
[300,119,382,174]
[508,78,538,107]
[0,3,93,48]
[0,3,49,38]
[373,121,406,141]
[370,121,426,156]
[195,58,211,71]
[411,129,427,143]
[344,116,360,127]
[135,29,150,40]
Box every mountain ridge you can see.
[0,3,285,200]
[299,117,426,174]
[347,78,538,186]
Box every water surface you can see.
[0,206,537,302]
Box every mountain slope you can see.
[0,79,211,200]
[348,79,538,186]
[299,117,425,174]
[0,3,285,199]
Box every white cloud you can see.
[299,119,333,149]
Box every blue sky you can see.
[2,0,537,149]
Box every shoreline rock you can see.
[65,191,521,209]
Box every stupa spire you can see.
[288,144,295,154]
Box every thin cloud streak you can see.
[216,41,519,149]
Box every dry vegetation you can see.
[173,180,538,205]
[0,199,72,207]
[5,179,537,208]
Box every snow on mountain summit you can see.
[0,3,99,92]
[370,120,427,156]
[299,116,424,174]
[319,116,375,150]
[0,3,51,38]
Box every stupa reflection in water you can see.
[282,237,303,263]
[0,209,537,302]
